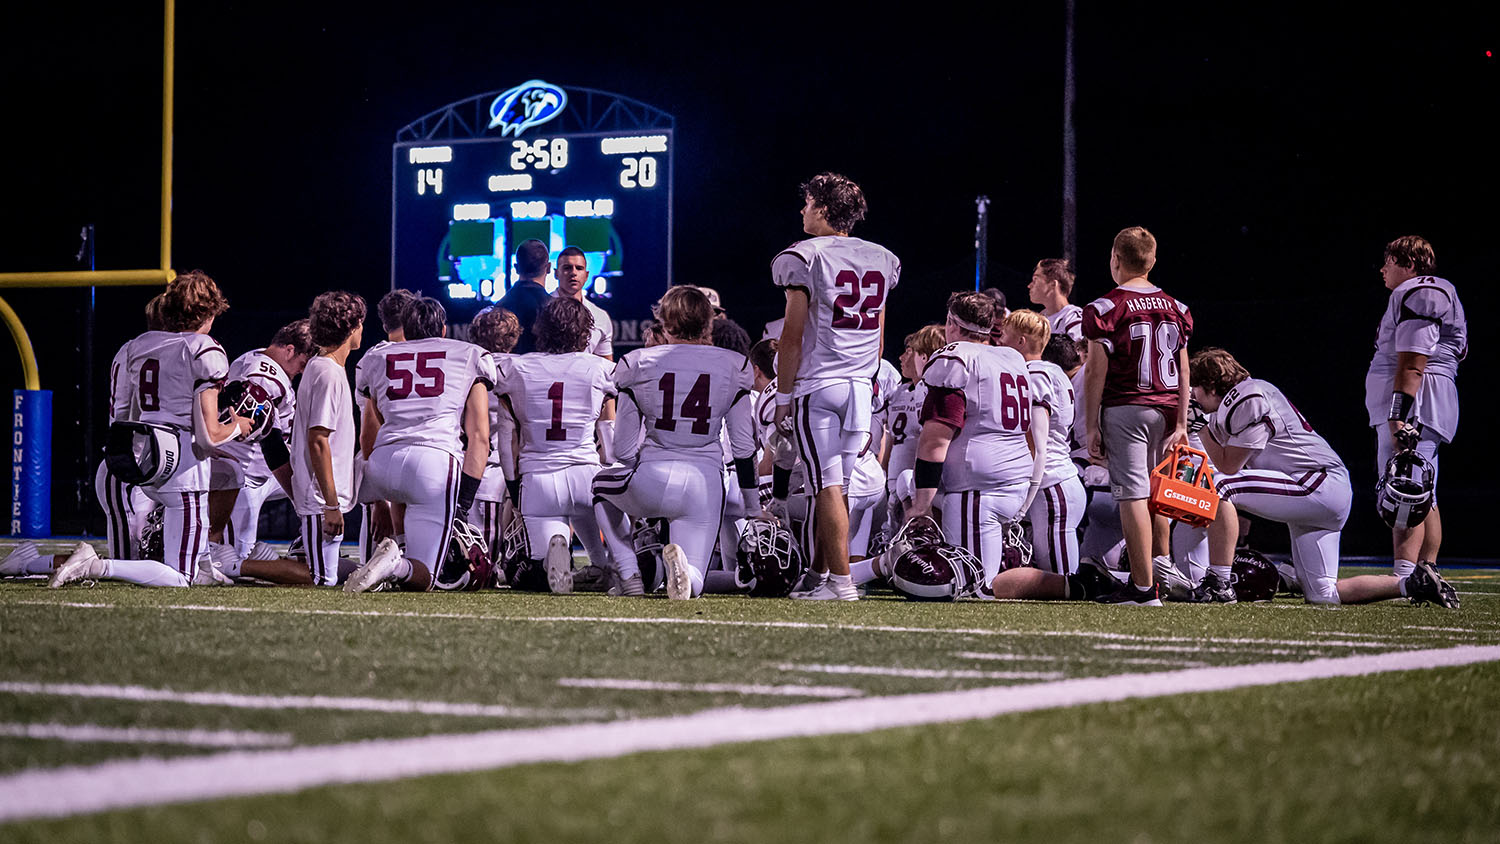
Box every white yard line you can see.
[10,600,1408,649]
[1094,643,1316,656]
[0,723,292,748]
[775,663,1062,681]
[1406,625,1492,633]
[0,682,605,721]
[2,644,1495,824]
[953,651,1204,667]
[556,679,862,698]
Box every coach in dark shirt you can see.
[497,238,554,354]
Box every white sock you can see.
[1393,559,1416,578]
[101,559,189,588]
[849,559,877,585]
[1209,564,1232,582]
[392,556,413,581]
[1397,576,1410,597]
[829,573,853,588]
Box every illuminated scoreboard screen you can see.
[391,81,673,345]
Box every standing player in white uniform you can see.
[593,286,761,598]
[771,172,900,601]
[497,296,616,593]
[882,325,944,528]
[1027,258,1084,342]
[554,245,617,463]
[1363,236,1466,576]
[49,271,250,588]
[207,320,313,558]
[1191,348,1457,607]
[909,292,1035,583]
[998,310,1086,575]
[292,291,365,587]
[345,297,495,592]
[467,306,522,559]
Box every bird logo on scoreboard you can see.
[488,80,568,137]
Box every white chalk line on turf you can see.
[0,682,608,721]
[11,600,1411,649]
[1093,643,1322,656]
[775,663,1063,681]
[0,723,293,748]
[953,651,1205,667]
[4,644,1497,824]
[556,679,863,698]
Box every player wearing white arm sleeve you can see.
[999,310,1086,575]
[771,173,900,601]
[1364,236,1466,577]
[1027,258,1084,342]
[345,297,495,593]
[1193,348,1456,607]
[51,272,251,589]
[497,296,617,594]
[909,292,1034,586]
[593,287,760,599]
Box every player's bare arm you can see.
[773,289,809,429]
[360,396,381,460]
[307,426,342,536]
[192,388,250,458]
[1390,350,1428,443]
[907,420,954,520]
[1163,346,1191,451]
[1082,340,1107,461]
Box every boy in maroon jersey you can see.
[1081,227,1192,605]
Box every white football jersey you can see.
[771,235,901,396]
[217,349,297,476]
[755,382,806,494]
[872,358,902,455]
[292,354,357,516]
[354,339,394,401]
[921,341,1034,492]
[1025,359,1080,488]
[883,380,927,482]
[613,345,755,466]
[1210,378,1344,477]
[1068,365,1089,463]
[362,338,497,460]
[107,341,134,422]
[1364,276,1466,441]
[1047,304,1084,342]
[499,352,615,474]
[579,297,614,358]
[122,331,229,428]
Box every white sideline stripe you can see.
[556,679,862,699]
[776,663,1062,681]
[13,601,1405,649]
[953,651,1205,667]
[0,723,292,748]
[0,682,604,721]
[1406,626,1485,634]
[2,645,1497,824]
[1094,643,1318,656]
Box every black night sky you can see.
[3,2,1496,556]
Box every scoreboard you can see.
[392,81,674,346]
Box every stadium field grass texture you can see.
[1,549,1497,842]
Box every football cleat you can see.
[1,541,43,577]
[1189,569,1238,604]
[1406,561,1459,609]
[49,542,105,588]
[1273,561,1304,596]
[571,564,610,593]
[543,535,573,595]
[662,543,693,600]
[788,570,828,599]
[286,533,307,561]
[608,573,646,597]
[190,558,233,587]
[791,580,859,601]
[1070,557,1123,601]
[344,538,401,593]
[1096,579,1163,606]
[246,541,279,561]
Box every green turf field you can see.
[2,541,1497,842]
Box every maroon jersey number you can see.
[386,351,447,399]
[138,359,160,411]
[1128,322,1181,390]
[655,372,713,434]
[998,373,1031,432]
[830,270,886,330]
[890,411,909,444]
[546,381,568,441]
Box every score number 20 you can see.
[619,156,658,189]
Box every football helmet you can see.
[218,380,277,442]
[138,504,165,562]
[105,421,183,487]
[1186,397,1208,434]
[435,519,493,591]
[496,514,532,589]
[738,520,807,598]
[885,515,945,562]
[1000,520,1033,571]
[632,517,666,593]
[890,542,985,602]
[1230,548,1280,602]
[1376,445,1435,529]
